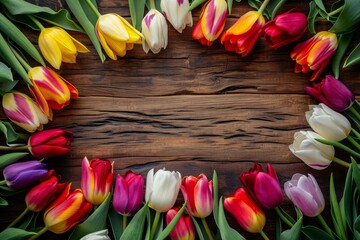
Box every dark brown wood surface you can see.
[1,0,359,239]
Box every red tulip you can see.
[166,207,195,240]
[240,164,283,209]
[28,129,73,159]
[224,188,265,233]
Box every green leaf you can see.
[68,193,111,240]
[330,0,360,34]
[331,33,354,78]
[217,197,246,240]
[276,214,281,240]
[0,121,29,145]
[0,62,18,92]
[275,206,296,225]
[1,0,82,32]
[301,226,334,240]
[280,210,302,240]
[266,0,288,20]
[190,215,205,240]
[65,0,106,62]
[344,42,360,68]
[314,0,327,16]
[128,0,146,31]
[0,185,27,197]
[18,212,36,230]
[156,202,186,240]
[307,1,319,34]
[352,159,360,191]
[120,202,148,240]
[0,33,30,85]
[354,215,360,239]
[0,152,29,168]
[108,207,124,240]
[0,228,36,240]
[0,196,8,206]
[189,0,207,11]
[330,173,347,239]
[212,170,219,226]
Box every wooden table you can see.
[1,0,359,239]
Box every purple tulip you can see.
[306,75,355,112]
[113,171,144,216]
[284,173,325,217]
[3,161,48,190]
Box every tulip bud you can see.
[81,157,114,205]
[240,163,283,209]
[26,174,70,212]
[181,174,213,218]
[145,168,181,212]
[113,171,144,216]
[161,0,193,33]
[221,11,265,56]
[39,27,89,69]
[166,207,195,240]
[289,131,335,170]
[2,91,48,133]
[306,75,355,112]
[28,66,78,119]
[28,129,73,159]
[224,188,266,233]
[192,0,227,46]
[291,31,338,81]
[306,103,351,141]
[263,9,307,49]
[96,13,143,60]
[3,160,48,190]
[142,9,168,54]
[284,173,325,217]
[80,229,111,240]
[44,188,93,234]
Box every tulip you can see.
[221,11,265,56]
[180,174,213,218]
[306,75,355,112]
[142,9,168,54]
[28,129,73,159]
[26,174,70,212]
[113,171,144,216]
[166,207,195,240]
[240,163,283,209]
[291,31,338,81]
[161,0,193,33]
[39,27,89,69]
[284,173,325,217]
[145,168,181,212]
[2,91,48,132]
[96,13,143,60]
[289,131,335,170]
[80,229,111,240]
[192,0,227,46]
[263,9,307,49]
[306,103,351,141]
[3,160,48,190]
[28,66,78,119]
[81,157,114,205]
[224,187,266,233]
[44,188,93,234]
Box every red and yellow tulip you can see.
[166,207,196,240]
[2,91,48,132]
[39,27,89,69]
[192,0,227,46]
[28,66,78,119]
[291,31,338,81]
[81,157,114,205]
[221,11,265,56]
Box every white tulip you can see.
[80,229,111,240]
[161,0,193,33]
[142,9,168,54]
[289,131,335,170]
[145,168,181,212]
[306,103,351,141]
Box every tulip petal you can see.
[96,26,117,60]
[39,30,62,69]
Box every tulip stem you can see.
[259,230,270,240]
[0,145,29,152]
[28,226,48,240]
[333,157,351,168]
[201,218,214,240]
[315,138,360,158]
[150,211,161,240]
[258,0,271,14]
[352,128,360,139]
[274,207,294,228]
[27,15,44,30]
[347,135,360,152]
[85,0,101,18]
[0,180,6,185]
[327,5,344,17]
[317,214,335,239]
[123,215,128,231]
[348,105,360,122]
[149,0,155,9]
[10,46,32,72]
[7,208,29,228]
